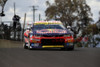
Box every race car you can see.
[24,21,74,50]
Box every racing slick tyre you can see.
[68,46,74,51]
[68,45,74,51]
[24,43,28,49]
[61,48,65,50]
[61,45,74,51]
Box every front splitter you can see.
[42,45,64,48]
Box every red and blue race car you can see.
[24,21,74,50]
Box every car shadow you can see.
[27,48,80,51]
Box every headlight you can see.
[64,34,71,37]
[33,39,40,41]
[31,38,40,41]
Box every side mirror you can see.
[67,26,71,29]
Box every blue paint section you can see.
[32,46,42,48]
[67,43,69,46]
[31,43,34,46]
[30,43,42,48]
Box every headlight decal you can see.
[32,39,40,41]
[66,38,73,42]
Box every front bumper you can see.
[29,36,74,48]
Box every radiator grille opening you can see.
[41,39,65,45]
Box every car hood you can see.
[32,29,71,36]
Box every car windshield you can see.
[33,24,66,30]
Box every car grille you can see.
[41,39,65,45]
[42,35,63,37]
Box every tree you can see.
[86,24,99,35]
[0,0,7,16]
[45,0,93,37]
[96,11,100,32]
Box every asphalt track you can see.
[0,48,100,67]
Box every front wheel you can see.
[28,43,33,50]
[24,43,28,49]
[67,46,74,50]
[61,45,74,51]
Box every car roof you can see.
[34,21,62,25]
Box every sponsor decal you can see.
[36,29,67,34]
